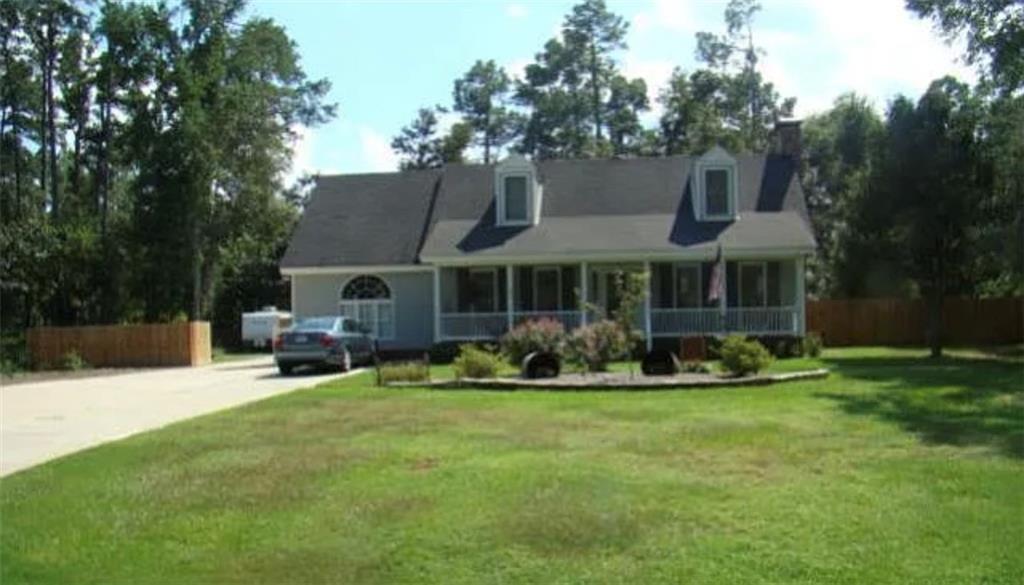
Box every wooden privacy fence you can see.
[27,322,212,368]
[807,297,1023,347]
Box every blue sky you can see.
[244,0,973,178]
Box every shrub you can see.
[452,344,501,379]
[718,335,772,376]
[566,320,629,373]
[803,332,824,357]
[379,361,430,384]
[500,318,566,366]
[58,350,90,371]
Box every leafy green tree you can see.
[658,68,735,153]
[515,0,646,158]
[693,0,796,151]
[870,78,994,357]
[801,93,885,296]
[562,0,628,144]
[605,74,648,155]
[452,60,518,163]
[392,107,444,170]
[392,107,469,169]
[906,0,1024,94]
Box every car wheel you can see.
[278,363,293,376]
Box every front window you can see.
[467,269,498,312]
[503,175,529,223]
[739,263,767,307]
[674,264,701,308]
[534,267,561,311]
[705,168,730,217]
[339,275,394,339]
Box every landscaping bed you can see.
[388,368,829,390]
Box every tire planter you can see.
[521,352,561,379]
[641,349,682,376]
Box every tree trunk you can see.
[46,26,59,221]
[483,108,491,164]
[927,288,943,358]
[590,42,601,142]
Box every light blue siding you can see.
[291,270,435,350]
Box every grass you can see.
[1,347,1022,584]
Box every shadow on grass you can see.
[816,354,1024,458]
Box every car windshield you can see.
[294,317,338,331]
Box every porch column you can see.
[580,262,588,326]
[795,256,806,335]
[506,264,514,332]
[719,253,727,335]
[643,261,653,351]
[433,266,442,342]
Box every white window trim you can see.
[699,164,737,220]
[496,172,533,226]
[737,261,768,308]
[467,267,500,313]
[672,262,702,309]
[532,266,563,311]
[338,274,395,340]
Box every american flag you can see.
[707,243,724,307]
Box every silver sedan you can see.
[273,316,376,375]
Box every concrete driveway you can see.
[1,357,358,477]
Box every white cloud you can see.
[504,57,531,82]
[633,0,696,34]
[358,126,399,172]
[505,3,528,19]
[286,124,315,184]
[797,0,974,115]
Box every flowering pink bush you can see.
[566,320,629,372]
[500,318,567,365]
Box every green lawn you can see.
[2,348,1022,584]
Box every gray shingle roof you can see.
[281,154,815,269]
[280,169,440,268]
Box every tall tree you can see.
[871,78,993,357]
[452,60,518,164]
[391,107,468,170]
[694,0,796,151]
[800,94,885,297]
[906,0,1024,95]
[391,107,444,170]
[515,0,645,158]
[562,0,627,143]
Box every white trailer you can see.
[241,307,291,349]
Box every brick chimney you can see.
[772,120,802,159]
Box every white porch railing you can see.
[651,306,798,336]
[513,310,583,331]
[439,312,509,340]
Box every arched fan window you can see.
[339,275,394,339]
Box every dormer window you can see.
[693,147,738,221]
[502,175,529,223]
[496,154,541,227]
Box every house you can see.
[280,121,815,353]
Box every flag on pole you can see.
[707,243,724,306]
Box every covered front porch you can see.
[433,258,806,343]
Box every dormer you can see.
[692,146,738,221]
[495,154,542,227]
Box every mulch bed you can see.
[387,368,830,391]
